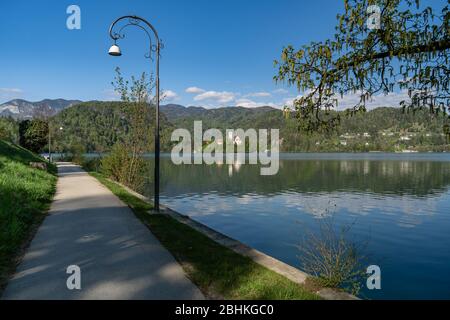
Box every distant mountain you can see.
[0,99,82,119]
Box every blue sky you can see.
[0,0,346,107]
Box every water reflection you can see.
[145,156,450,198]
[141,154,450,299]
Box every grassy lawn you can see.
[90,171,320,300]
[90,172,153,215]
[0,140,57,293]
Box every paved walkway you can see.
[2,163,204,300]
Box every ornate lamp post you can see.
[108,15,161,211]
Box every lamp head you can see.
[108,44,122,56]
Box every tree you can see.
[0,117,18,143]
[102,67,156,189]
[112,66,154,104]
[33,103,59,154]
[19,119,48,153]
[275,0,450,134]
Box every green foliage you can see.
[101,143,146,190]
[51,103,449,153]
[52,101,174,152]
[81,157,102,172]
[64,141,86,165]
[169,105,450,152]
[102,69,156,191]
[101,143,126,181]
[275,0,450,133]
[112,67,154,103]
[89,172,153,214]
[50,69,175,155]
[299,214,368,295]
[101,143,147,191]
[0,140,56,291]
[18,119,48,153]
[0,117,18,143]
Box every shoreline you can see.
[99,174,358,300]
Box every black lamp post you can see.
[108,15,161,211]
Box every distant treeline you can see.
[1,101,449,153]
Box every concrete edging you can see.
[108,179,359,300]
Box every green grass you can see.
[89,171,320,300]
[89,172,153,214]
[0,140,57,292]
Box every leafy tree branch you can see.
[275,0,450,134]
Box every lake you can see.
[142,153,450,299]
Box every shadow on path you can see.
[2,163,204,300]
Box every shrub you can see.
[64,142,85,164]
[81,157,102,172]
[298,214,368,295]
[101,143,146,191]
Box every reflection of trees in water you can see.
[142,159,450,198]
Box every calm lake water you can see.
[142,153,450,299]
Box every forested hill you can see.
[1,101,448,152]
[50,101,175,152]
[56,101,450,152]
[50,102,289,152]
[161,104,281,131]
